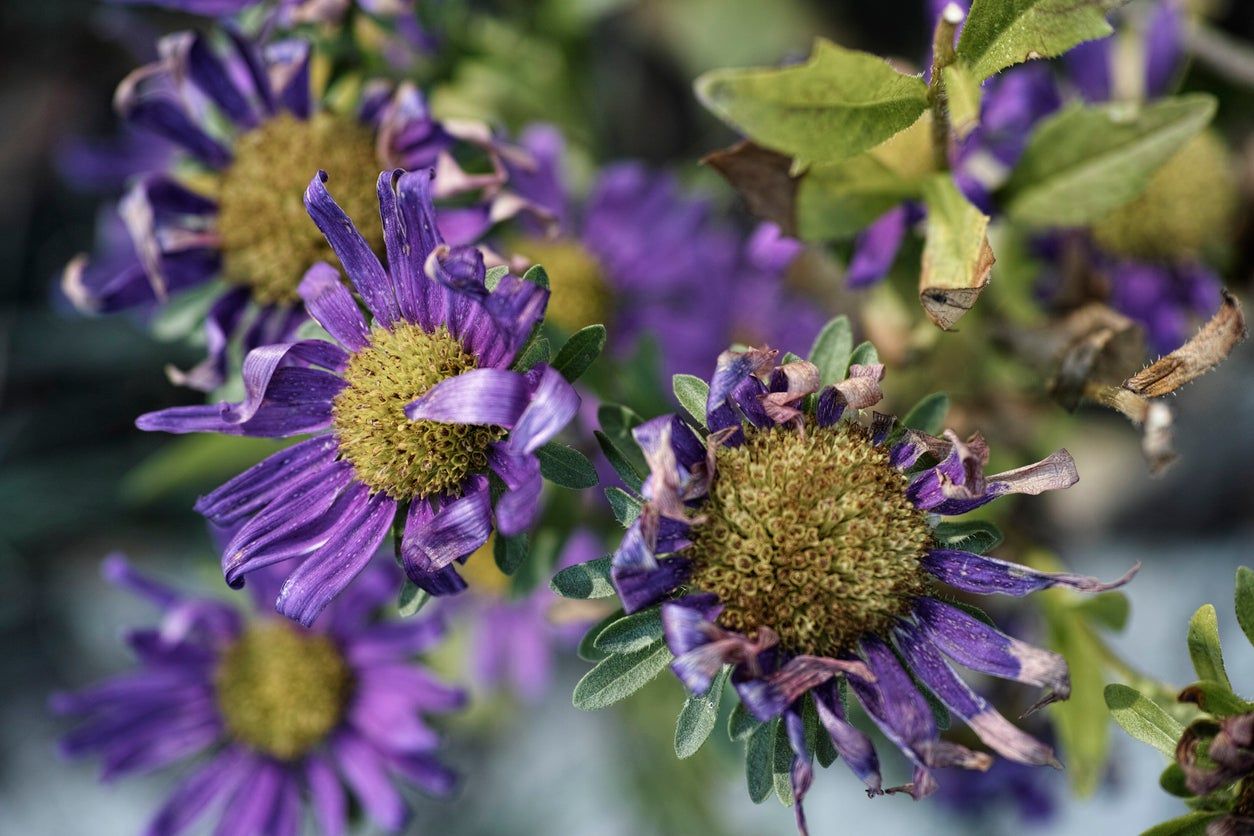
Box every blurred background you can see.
[2,0,1254,833]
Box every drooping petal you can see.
[705,347,777,435]
[922,549,1140,597]
[305,171,400,327]
[404,368,530,426]
[184,33,258,129]
[166,287,251,392]
[401,476,492,578]
[194,436,340,524]
[330,733,408,832]
[115,64,232,168]
[506,367,581,455]
[298,263,370,352]
[610,511,693,613]
[912,597,1070,711]
[813,681,883,795]
[487,445,542,537]
[212,756,283,836]
[783,707,815,836]
[893,621,1060,767]
[275,491,396,627]
[387,752,460,799]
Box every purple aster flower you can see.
[64,28,505,391]
[52,554,465,834]
[607,344,1137,834]
[504,125,822,379]
[136,167,580,626]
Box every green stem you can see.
[928,3,963,171]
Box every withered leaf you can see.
[701,141,797,235]
[919,176,995,330]
[1124,291,1247,397]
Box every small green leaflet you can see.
[672,374,710,428]
[551,324,606,382]
[594,608,664,654]
[695,39,929,167]
[512,334,551,372]
[728,701,762,742]
[493,532,528,576]
[848,340,879,369]
[605,487,642,527]
[1044,592,1110,796]
[578,610,621,663]
[550,555,616,599]
[900,391,949,435]
[920,176,994,330]
[522,263,550,289]
[1186,604,1230,690]
[397,579,431,617]
[807,315,853,387]
[675,667,730,759]
[797,156,920,241]
[595,431,644,492]
[484,264,509,291]
[535,442,599,490]
[744,720,776,803]
[1004,95,1217,227]
[1179,680,1253,717]
[1234,566,1254,648]
[572,639,673,711]
[1141,812,1223,836]
[957,0,1118,82]
[771,717,795,805]
[933,520,1003,554]
[1104,683,1185,757]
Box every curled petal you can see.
[401,476,492,577]
[405,368,530,427]
[922,549,1140,597]
[298,263,370,352]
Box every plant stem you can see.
[928,3,964,171]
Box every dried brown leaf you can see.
[701,141,798,235]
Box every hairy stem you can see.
[927,3,964,171]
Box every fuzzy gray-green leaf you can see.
[550,555,615,599]
[595,609,664,654]
[536,442,599,490]
[572,640,673,711]
[1187,604,1230,690]
[675,668,729,759]
[551,324,607,382]
[1235,566,1254,648]
[672,374,710,428]
[1105,683,1184,757]
[957,0,1118,82]
[807,315,853,386]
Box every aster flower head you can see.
[64,27,508,390]
[137,166,582,626]
[52,555,465,835]
[587,326,1137,833]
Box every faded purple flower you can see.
[608,345,1136,834]
[136,167,579,626]
[52,555,464,835]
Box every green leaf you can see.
[1004,95,1217,227]
[122,435,287,503]
[550,555,616,599]
[595,609,664,654]
[932,520,1004,554]
[1179,680,1253,717]
[595,431,644,492]
[1044,594,1110,795]
[919,175,994,330]
[900,392,949,435]
[941,63,982,139]
[572,639,673,710]
[772,717,795,805]
[1074,592,1130,632]
[745,720,775,803]
[729,701,762,742]
[397,580,431,617]
[807,315,853,387]
[805,695,838,768]
[551,324,606,382]
[1105,683,1185,756]
[512,334,551,372]
[797,157,918,241]
[1159,762,1191,798]
[675,667,730,759]
[578,610,622,662]
[957,0,1117,82]
[695,38,929,166]
[672,374,710,427]
[536,442,599,490]
[493,532,528,576]
[484,264,509,291]
[522,263,550,290]
[605,487,643,527]
[1141,812,1224,836]
[596,404,649,477]
[1187,604,1230,690]
[1234,566,1254,648]
[848,340,879,368]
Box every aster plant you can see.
[64,26,516,391]
[554,316,1137,833]
[137,167,599,626]
[1107,568,1254,836]
[53,555,464,834]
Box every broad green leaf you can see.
[848,340,879,368]
[536,442,599,490]
[595,431,644,492]
[745,720,775,803]
[605,487,643,527]
[772,717,795,805]
[807,316,853,386]
[1235,566,1254,648]
[572,640,672,710]
[1141,812,1224,836]
[942,63,982,139]
[957,0,1117,82]
[1187,604,1230,689]
[1179,680,1253,717]
[672,374,710,427]
[933,520,1004,554]
[729,701,762,742]
[1074,592,1130,632]
[695,39,929,166]
[1105,683,1184,756]
[1004,95,1217,227]
[798,157,918,241]
[675,668,730,759]
[900,392,950,435]
[1044,592,1110,795]
[397,580,431,617]
[595,609,664,654]
[551,324,606,382]
[493,532,528,575]
[550,555,616,599]
[919,175,994,330]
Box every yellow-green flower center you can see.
[332,323,503,500]
[1092,130,1236,262]
[215,622,352,760]
[216,112,383,305]
[686,423,933,657]
[514,237,612,333]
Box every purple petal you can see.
[275,492,396,627]
[305,171,400,327]
[922,549,1140,597]
[506,366,580,454]
[846,206,908,289]
[380,168,444,329]
[298,263,370,352]
[487,445,542,536]
[1064,37,1113,102]
[195,436,340,524]
[266,39,312,118]
[166,287,251,392]
[813,682,883,794]
[401,476,492,577]
[144,748,249,836]
[1144,0,1184,98]
[304,756,346,836]
[116,73,232,168]
[346,620,450,666]
[387,752,459,798]
[705,347,777,434]
[331,733,408,831]
[212,757,282,836]
[184,33,257,129]
[405,368,530,426]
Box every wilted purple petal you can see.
[487,445,542,536]
[922,549,1139,597]
[298,263,370,352]
[401,476,492,576]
